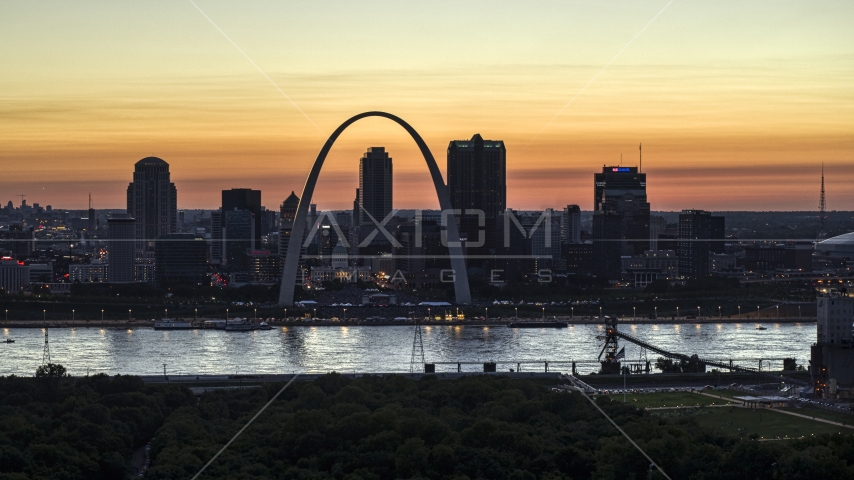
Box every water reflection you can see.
[0,324,816,377]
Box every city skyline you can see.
[2,1,853,211]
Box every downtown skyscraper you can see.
[126,157,177,254]
[357,147,393,227]
[447,134,506,259]
[592,166,650,281]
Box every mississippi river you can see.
[0,323,814,377]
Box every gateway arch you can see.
[278,111,472,307]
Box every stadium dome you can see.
[816,232,854,258]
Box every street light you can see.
[571,307,573,319]
[101,309,104,321]
[633,306,636,321]
[738,306,741,319]
[254,308,257,321]
[757,305,760,319]
[129,309,132,321]
[43,309,46,322]
[165,308,168,319]
[776,305,779,319]
[194,308,197,321]
[4,310,7,321]
[515,307,518,319]
[654,306,657,319]
[676,306,679,319]
[284,308,287,320]
[485,307,489,320]
[542,307,545,319]
[343,308,347,322]
[798,305,801,318]
[226,308,229,321]
[599,306,602,320]
[697,306,701,320]
[718,306,721,321]
[72,309,75,322]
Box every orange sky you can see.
[1,1,853,211]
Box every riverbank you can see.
[0,316,816,329]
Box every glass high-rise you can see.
[358,147,393,227]
[126,157,177,254]
[447,134,506,258]
[592,166,650,280]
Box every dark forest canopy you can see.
[0,373,852,480]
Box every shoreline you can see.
[0,317,816,329]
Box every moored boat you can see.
[154,319,192,330]
[508,321,568,328]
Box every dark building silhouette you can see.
[278,191,300,260]
[678,210,724,279]
[563,242,594,275]
[155,233,208,286]
[447,134,506,269]
[592,166,649,280]
[447,134,506,219]
[107,214,136,283]
[224,209,254,269]
[127,157,177,254]
[561,204,581,245]
[210,210,223,264]
[742,243,812,272]
[709,215,726,254]
[0,223,34,259]
[358,147,393,227]
[247,250,281,283]
[222,188,262,246]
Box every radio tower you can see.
[42,327,51,365]
[818,163,827,240]
[409,317,425,373]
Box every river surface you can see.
[0,323,814,377]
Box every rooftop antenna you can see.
[88,193,92,209]
[639,143,642,172]
[818,163,827,240]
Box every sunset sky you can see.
[2,1,852,212]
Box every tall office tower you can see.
[447,134,506,256]
[210,210,223,264]
[447,134,506,219]
[561,205,581,244]
[222,188,262,247]
[127,157,177,254]
[278,191,299,260]
[358,147,393,226]
[107,214,136,282]
[592,166,650,280]
[87,194,95,232]
[677,209,724,279]
[154,233,208,286]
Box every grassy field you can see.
[780,406,854,426]
[603,391,736,409]
[662,406,850,439]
